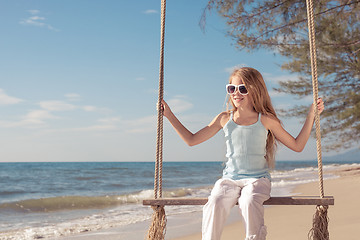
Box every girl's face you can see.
[229,76,252,110]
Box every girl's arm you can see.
[160,100,226,146]
[262,98,324,152]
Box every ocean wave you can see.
[0,191,26,197]
[0,204,154,240]
[2,163,352,214]
[0,187,208,213]
[2,163,358,239]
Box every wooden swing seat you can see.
[143,196,334,206]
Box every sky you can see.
[0,0,341,162]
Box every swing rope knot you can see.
[308,205,329,240]
[146,205,167,240]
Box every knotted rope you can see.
[146,0,167,239]
[305,0,330,239]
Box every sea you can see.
[0,160,359,240]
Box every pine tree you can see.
[203,0,360,150]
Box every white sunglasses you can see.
[226,84,248,95]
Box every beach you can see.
[1,162,359,240]
[48,164,360,240]
[173,164,360,240]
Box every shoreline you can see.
[173,164,360,240]
[51,164,360,240]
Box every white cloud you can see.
[0,89,23,105]
[42,124,117,133]
[167,96,193,114]
[65,93,81,101]
[82,105,97,112]
[1,110,58,128]
[24,110,58,122]
[125,115,156,133]
[60,117,121,132]
[70,124,118,132]
[20,16,46,27]
[28,9,40,15]
[40,98,108,113]
[39,99,111,114]
[0,108,58,128]
[39,101,76,111]
[54,115,154,134]
[20,10,59,31]
[144,9,158,14]
[97,117,121,124]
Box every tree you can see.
[203,0,360,150]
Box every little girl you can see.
[160,67,324,240]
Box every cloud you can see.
[65,93,81,101]
[24,110,58,123]
[19,10,59,31]
[0,89,23,105]
[65,115,155,134]
[39,101,76,111]
[71,124,118,132]
[39,100,108,114]
[82,105,97,112]
[40,98,107,113]
[0,91,114,130]
[48,117,122,132]
[0,109,58,128]
[167,96,193,114]
[97,117,121,124]
[22,16,46,26]
[144,9,158,14]
[125,115,156,133]
[28,9,40,15]
[55,115,154,134]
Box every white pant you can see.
[202,178,271,240]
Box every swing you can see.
[144,0,334,239]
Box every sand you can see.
[56,164,360,240]
[173,165,360,240]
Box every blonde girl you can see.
[161,67,324,240]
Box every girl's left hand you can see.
[313,98,324,114]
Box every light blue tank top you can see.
[222,112,271,180]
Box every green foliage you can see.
[204,0,360,150]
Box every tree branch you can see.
[232,1,360,46]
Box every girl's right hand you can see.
[308,98,324,117]
[159,99,172,118]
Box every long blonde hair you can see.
[227,67,280,168]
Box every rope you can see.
[154,0,167,200]
[305,0,324,198]
[306,0,330,239]
[146,1,167,238]
[148,0,329,239]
